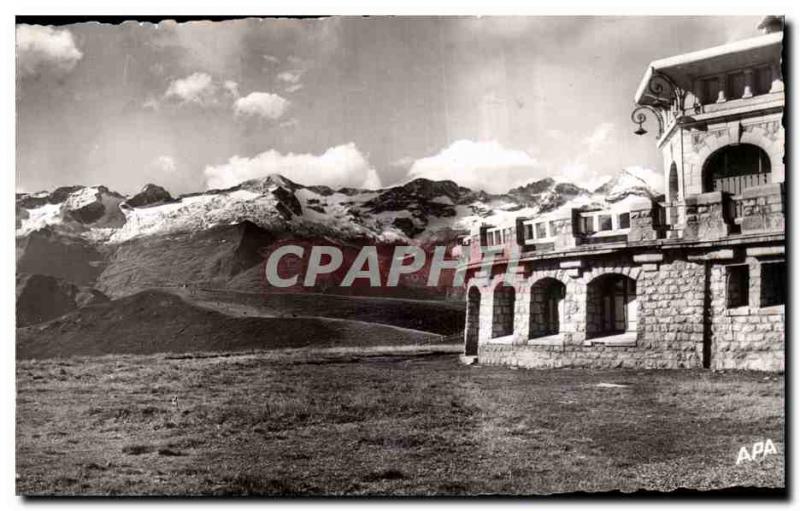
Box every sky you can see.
[16,16,764,195]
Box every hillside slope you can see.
[16,273,109,327]
[16,290,440,360]
[96,221,275,298]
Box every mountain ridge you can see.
[16,171,662,246]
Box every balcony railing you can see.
[464,183,783,267]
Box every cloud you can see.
[223,80,240,98]
[623,165,664,193]
[551,161,610,192]
[545,122,630,189]
[16,25,83,76]
[204,143,381,190]
[142,96,160,111]
[279,118,299,129]
[583,122,615,154]
[277,70,302,84]
[164,72,218,105]
[233,92,290,120]
[151,155,176,174]
[405,140,545,193]
[263,54,280,64]
[277,58,309,93]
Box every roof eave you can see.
[634,32,783,106]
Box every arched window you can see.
[491,284,515,338]
[586,274,637,339]
[702,144,771,194]
[464,287,481,355]
[529,278,566,339]
[668,162,679,203]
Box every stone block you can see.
[633,253,664,263]
[746,245,784,257]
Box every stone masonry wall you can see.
[708,256,785,371]
[466,246,784,372]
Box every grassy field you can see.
[16,350,784,496]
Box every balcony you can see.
[463,183,783,269]
[676,183,784,240]
[733,183,785,234]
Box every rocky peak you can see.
[593,169,660,203]
[125,184,174,208]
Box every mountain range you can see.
[15,169,662,355]
[15,170,661,317]
[17,169,661,245]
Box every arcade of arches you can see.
[464,253,783,372]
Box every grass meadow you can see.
[16,348,784,496]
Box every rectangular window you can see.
[580,216,594,234]
[524,224,533,241]
[618,212,631,229]
[754,66,772,95]
[549,220,558,237]
[726,72,745,100]
[760,261,786,307]
[726,265,750,308]
[702,77,720,104]
[598,214,613,232]
[535,222,547,239]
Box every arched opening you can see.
[464,287,481,356]
[702,144,771,194]
[491,284,515,338]
[586,274,637,339]
[668,162,679,203]
[529,278,566,339]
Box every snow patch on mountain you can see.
[18,202,63,234]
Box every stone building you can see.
[461,18,785,371]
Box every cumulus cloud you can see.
[405,140,545,193]
[16,25,83,76]
[204,143,381,190]
[233,92,289,120]
[164,72,218,104]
